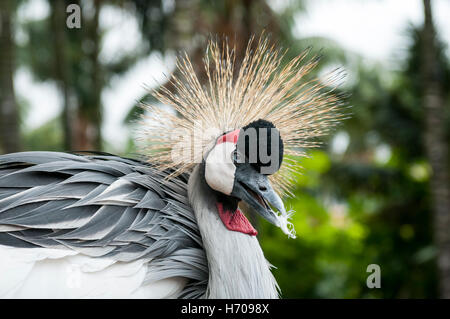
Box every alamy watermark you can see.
[366,264,381,289]
[66,264,82,289]
[169,124,282,174]
[66,4,81,29]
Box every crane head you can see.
[204,119,295,238]
[140,36,345,239]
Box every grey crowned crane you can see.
[0,37,343,298]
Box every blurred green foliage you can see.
[258,22,449,297]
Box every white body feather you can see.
[0,245,186,298]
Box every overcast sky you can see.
[15,0,450,152]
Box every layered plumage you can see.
[0,152,207,298]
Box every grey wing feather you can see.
[0,151,208,298]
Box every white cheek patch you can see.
[205,142,236,195]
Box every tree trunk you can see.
[90,0,102,151]
[50,0,74,150]
[421,0,450,299]
[73,0,102,151]
[0,0,21,153]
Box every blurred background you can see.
[0,0,449,298]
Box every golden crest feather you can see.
[138,35,345,195]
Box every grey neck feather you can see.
[188,164,279,299]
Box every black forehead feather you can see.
[237,119,284,174]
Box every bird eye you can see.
[232,149,244,164]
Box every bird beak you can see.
[231,164,287,229]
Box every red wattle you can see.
[216,202,258,236]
